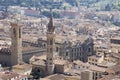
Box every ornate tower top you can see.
[10,14,23,28]
[10,22,22,28]
[47,13,55,32]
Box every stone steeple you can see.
[47,13,55,32]
[46,13,56,75]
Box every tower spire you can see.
[46,11,56,75]
[48,13,53,27]
[47,11,55,32]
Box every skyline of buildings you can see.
[0,1,120,80]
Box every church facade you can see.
[60,37,94,62]
[30,14,69,77]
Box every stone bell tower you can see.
[10,21,22,66]
[46,13,55,75]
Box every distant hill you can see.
[0,0,120,11]
[65,0,120,11]
[89,0,120,11]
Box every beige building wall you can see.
[88,55,104,66]
[92,71,102,80]
[81,71,93,80]
[55,64,64,73]
[12,64,32,75]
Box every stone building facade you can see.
[59,38,94,62]
[110,38,120,53]
[30,14,69,77]
[10,22,23,66]
[37,37,94,62]
[46,13,56,75]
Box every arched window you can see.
[50,48,52,53]
[88,47,91,52]
[13,28,16,37]
[19,28,21,38]
[56,47,59,52]
[66,52,68,56]
[50,58,52,60]
[50,62,52,65]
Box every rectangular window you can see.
[50,63,52,65]
[50,39,53,45]
[13,28,16,37]
[66,52,68,56]
[19,28,21,38]
[88,47,91,52]
[50,48,52,53]
[56,47,59,52]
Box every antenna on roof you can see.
[50,7,53,18]
[50,0,53,14]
